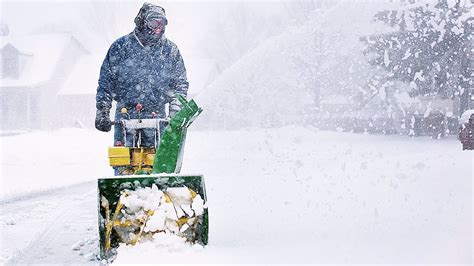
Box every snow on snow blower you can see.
[98,95,208,259]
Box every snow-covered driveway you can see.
[1,127,472,264]
[1,182,97,264]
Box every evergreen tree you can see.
[361,0,473,116]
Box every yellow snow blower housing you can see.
[108,147,157,175]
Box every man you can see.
[95,2,188,147]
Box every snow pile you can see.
[194,2,392,129]
[109,184,205,264]
[0,128,111,201]
[113,232,204,264]
[111,184,204,245]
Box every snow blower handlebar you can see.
[111,119,169,129]
[106,95,202,174]
[110,95,200,130]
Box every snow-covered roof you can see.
[59,54,103,95]
[460,110,474,124]
[0,33,73,87]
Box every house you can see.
[57,54,103,128]
[0,31,89,131]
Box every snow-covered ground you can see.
[0,129,111,200]
[0,127,472,264]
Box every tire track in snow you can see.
[2,182,99,265]
[0,181,95,205]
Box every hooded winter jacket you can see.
[95,3,188,146]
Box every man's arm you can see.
[95,47,117,132]
[96,48,117,111]
[173,48,189,97]
[169,47,189,117]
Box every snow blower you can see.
[98,95,208,259]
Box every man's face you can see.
[152,27,162,35]
[145,18,166,35]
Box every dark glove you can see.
[95,109,112,132]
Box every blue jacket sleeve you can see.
[171,47,189,98]
[96,46,118,111]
